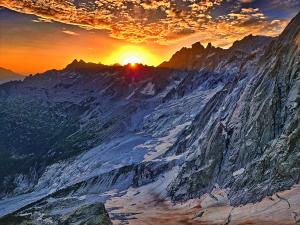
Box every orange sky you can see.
[0,1,299,75]
[0,13,190,75]
[0,18,173,74]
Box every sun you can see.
[122,56,141,66]
[104,45,159,66]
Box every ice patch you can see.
[126,89,136,100]
[141,82,155,95]
[233,168,245,177]
[142,122,191,162]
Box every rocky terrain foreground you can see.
[0,11,299,225]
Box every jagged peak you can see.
[67,59,86,67]
[230,34,272,53]
[175,41,205,54]
[192,42,205,51]
[71,59,78,64]
[65,59,106,71]
[206,42,213,49]
[239,34,270,40]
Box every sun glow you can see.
[104,45,159,66]
[122,56,141,65]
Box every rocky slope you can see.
[0,11,299,225]
[169,12,300,206]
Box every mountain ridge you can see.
[0,67,24,84]
[159,34,273,70]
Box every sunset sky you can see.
[0,0,299,75]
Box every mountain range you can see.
[0,11,299,225]
[0,67,24,84]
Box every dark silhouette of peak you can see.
[230,35,272,53]
[206,42,213,49]
[159,41,226,70]
[112,63,122,67]
[159,41,207,70]
[65,59,106,71]
[68,59,86,66]
[159,30,275,70]
[192,42,205,52]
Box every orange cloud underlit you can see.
[0,0,289,45]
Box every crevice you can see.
[276,193,291,208]
[194,210,204,219]
[292,212,300,223]
[208,193,218,201]
[225,208,233,225]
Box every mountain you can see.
[65,59,107,70]
[170,12,300,205]
[230,34,272,53]
[0,11,299,225]
[159,35,272,70]
[0,67,24,84]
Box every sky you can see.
[0,0,299,75]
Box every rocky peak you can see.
[206,42,213,49]
[65,59,105,71]
[191,42,205,52]
[159,41,216,70]
[230,34,272,53]
[159,32,274,71]
[65,59,86,69]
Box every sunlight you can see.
[122,56,141,65]
[104,45,159,66]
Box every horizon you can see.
[0,33,283,76]
[14,37,248,75]
[1,1,300,74]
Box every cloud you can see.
[0,0,294,46]
[32,17,53,23]
[239,0,254,4]
[62,30,79,36]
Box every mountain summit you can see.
[160,35,272,70]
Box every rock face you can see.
[0,11,299,225]
[169,11,300,205]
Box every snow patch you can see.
[142,122,191,162]
[233,168,245,177]
[141,82,155,95]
